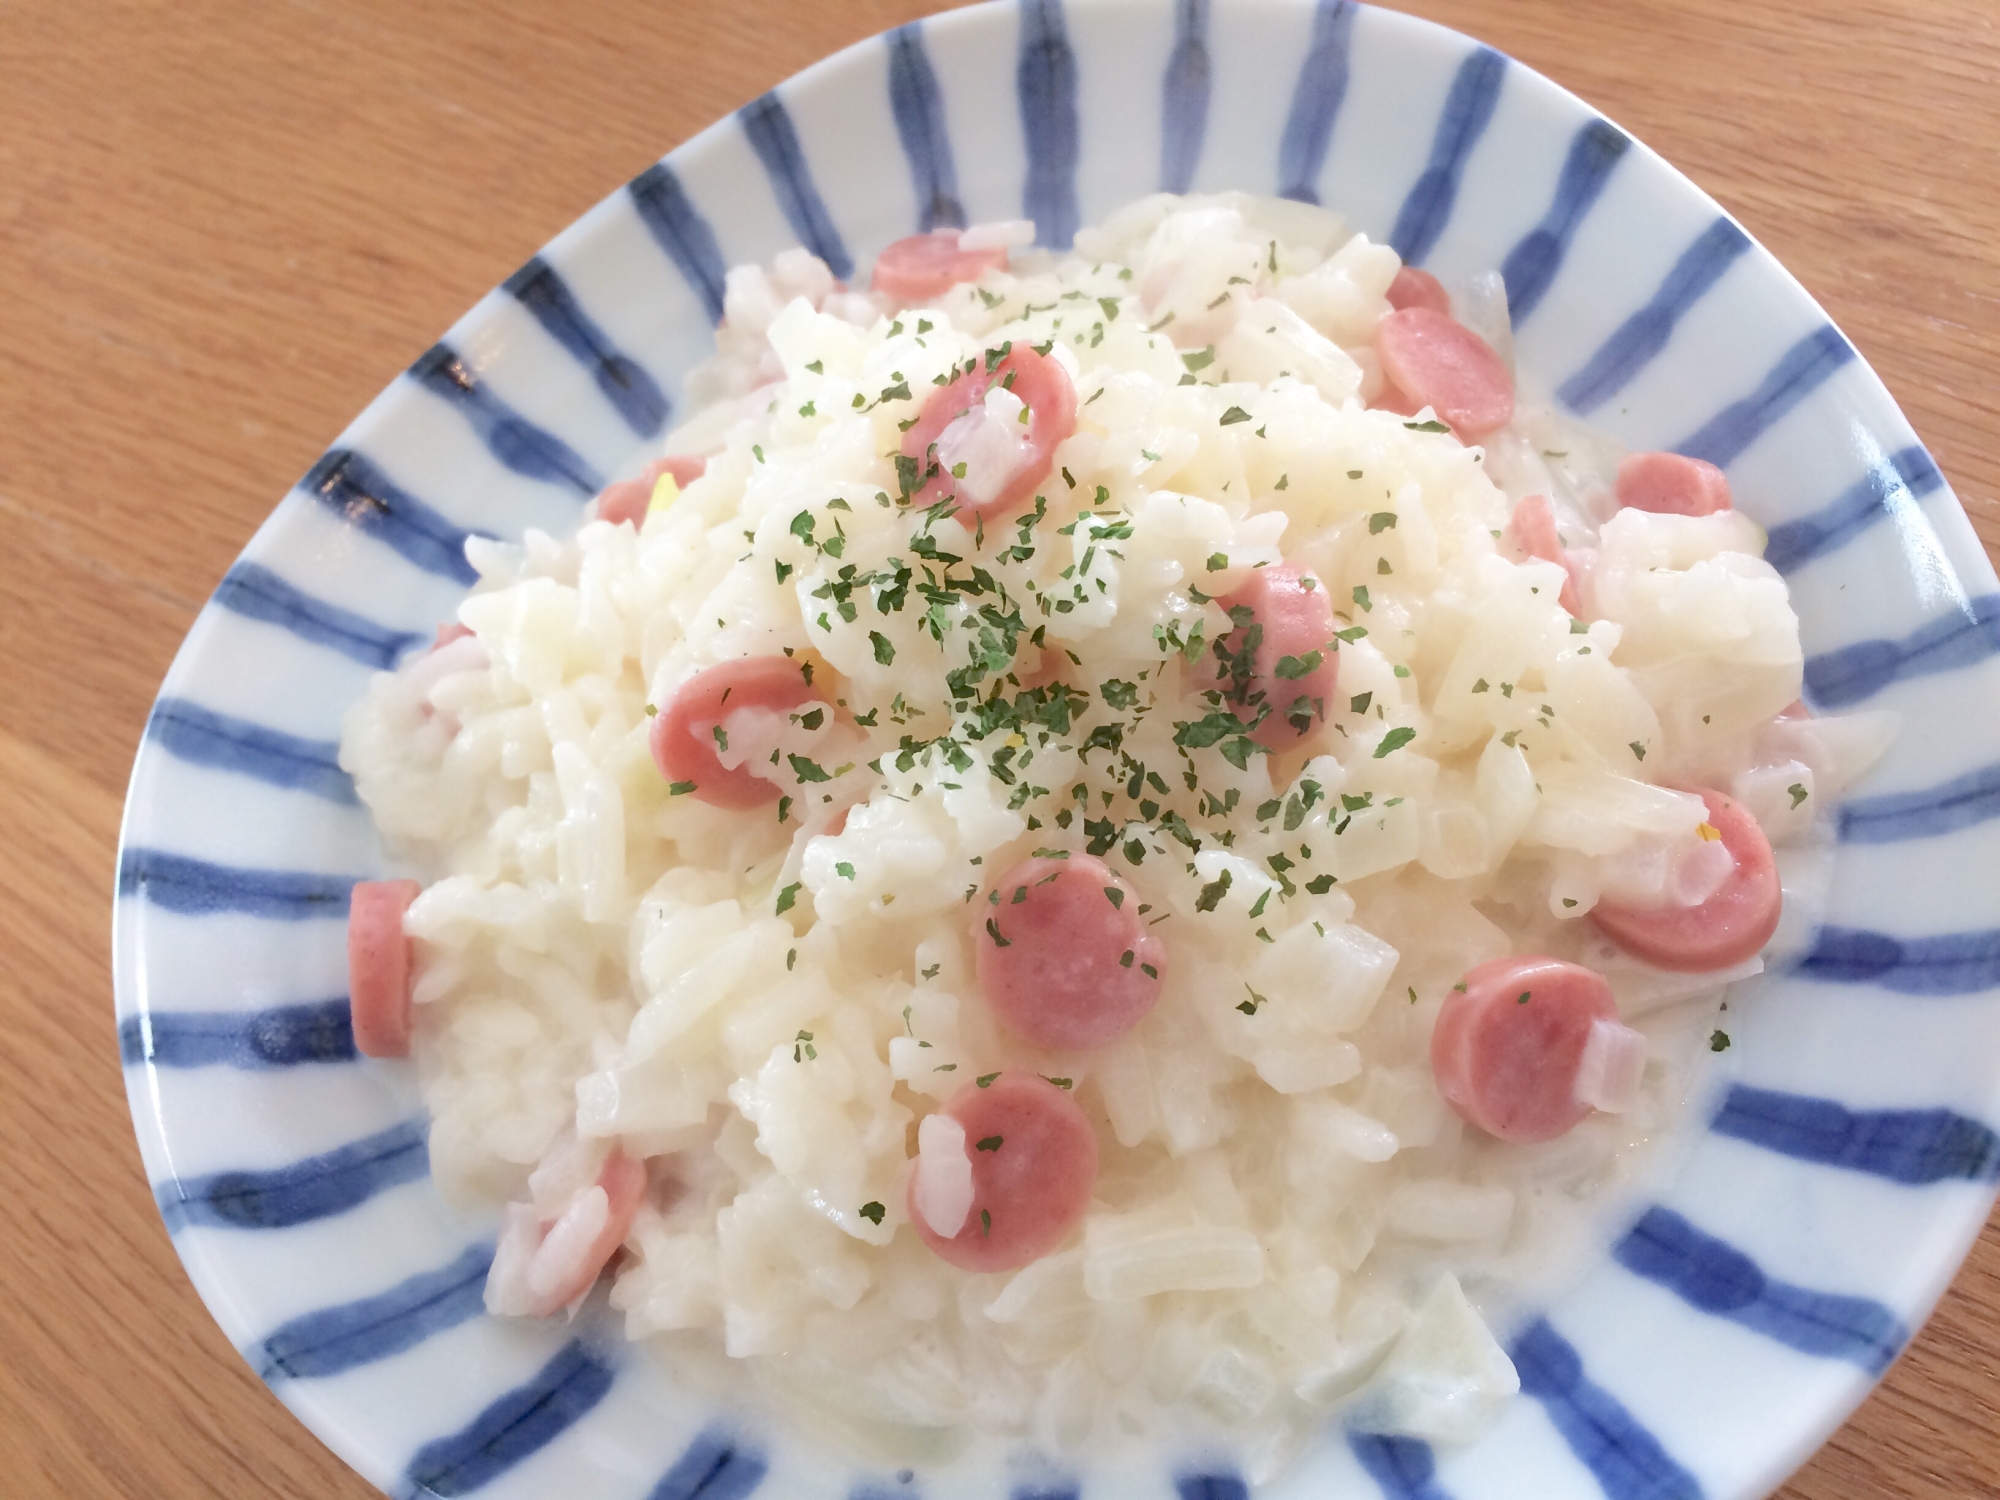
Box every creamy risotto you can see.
[339,193,1891,1478]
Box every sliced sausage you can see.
[1386,266,1451,316]
[1505,493,1582,615]
[1615,451,1732,516]
[649,454,708,490]
[1591,788,1781,971]
[1430,955,1622,1144]
[1374,307,1514,439]
[433,621,474,650]
[871,230,1011,304]
[527,1150,648,1317]
[596,454,708,529]
[974,854,1163,1050]
[909,1074,1098,1273]
[1367,377,1425,418]
[349,878,422,1058]
[1215,563,1340,748]
[901,344,1077,520]
[595,480,650,529]
[650,656,824,809]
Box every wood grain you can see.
[2,2,1994,1495]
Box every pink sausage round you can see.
[1374,307,1514,439]
[1591,788,1782,972]
[595,480,649,529]
[973,854,1163,1050]
[650,657,824,809]
[1614,451,1732,516]
[349,879,421,1058]
[1386,266,1451,316]
[1505,493,1582,615]
[1366,376,1424,418]
[529,1150,648,1317]
[433,621,474,650]
[1215,563,1339,748]
[596,454,709,529]
[649,454,708,490]
[909,1074,1098,1273]
[871,230,1010,304]
[1431,955,1620,1144]
[900,344,1077,520]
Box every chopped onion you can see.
[1669,835,1736,907]
[935,386,1033,509]
[1574,1018,1648,1114]
[1762,710,1899,797]
[1452,270,1514,370]
[1082,1219,1265,1301]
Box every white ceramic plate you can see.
[114,2,2000,1497]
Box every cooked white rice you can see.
[340,192,1891,1477]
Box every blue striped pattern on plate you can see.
[112,2,2000,1497]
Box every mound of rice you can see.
[341,193,1887,1475]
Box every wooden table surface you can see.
[5,1,1997,1495]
